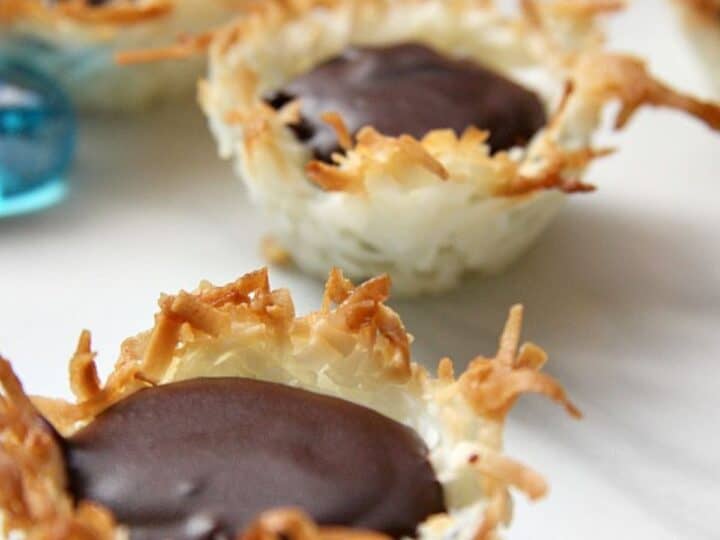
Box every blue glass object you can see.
[0,60,76,217]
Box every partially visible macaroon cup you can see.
[0,0,246,110]
[0,268,579,539]
[200,0,720,295]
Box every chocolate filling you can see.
[62,378,445,540]
[267,43,547,162]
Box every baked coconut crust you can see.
[0,0,249,110]
[1,268,579,540]
[189,0,720,294]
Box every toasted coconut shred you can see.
[197,0,720,295]
[0,268,580,540]
[0,0,248,110]
[672,0,720,95]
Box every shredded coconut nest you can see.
[0,268,580,540]
[0,0,249,110]
[192,0,720,296]
[672,0,720,95]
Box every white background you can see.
[1,1,719,538]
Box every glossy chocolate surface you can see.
[267,43,547,161]
[64,378,445,539]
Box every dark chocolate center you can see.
[63,378,445,540]
[267,43,547,162]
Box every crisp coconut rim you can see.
[0,267,580,540]
[0,0,176,28]
[113,0,720,294]
[194,0,720,200]
[0,0,252,71]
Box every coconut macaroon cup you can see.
[197,0,720,295]
[672,0,720,95]
[0,0,248,110]
[0,268,579,540]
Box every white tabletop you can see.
[1,1,719,538]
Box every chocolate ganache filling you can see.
[62,377,445,540]
[267,43,547,162]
